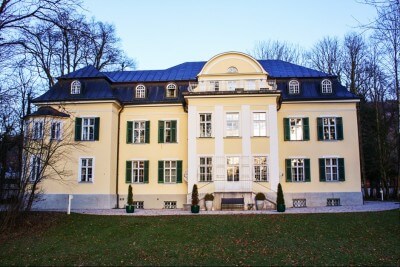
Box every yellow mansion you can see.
[31,52,362,210]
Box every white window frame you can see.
[325,158,339,181]
[81,118,95,141]
[322,117,337,140]
[253,155,268,182]
[164,160,177,183]
[71,80,81,94]
[166,83,177,98]
[32,120,44,139]
[133,121,146,144]
[30,155,41,182]
[290,158,305,182]
[225,112,240,137]
[226,156,240,182]
[210,81,219,91]
[79,157,94,183]
[135,84,146,98]
[252,112,267,137]
[131,160,145,183]
[289,118,303,141]
[198,156,213,182]
[227,66,238,73]
[289,80,300,94]
[50,121,62,140]
[321,79,332,94]
[199,113,212,137]
[160,118,179,143]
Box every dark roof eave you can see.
[32,97,123,106]
[282,97,360,102]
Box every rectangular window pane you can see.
[199,157,213,182]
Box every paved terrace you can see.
[63,201,399,216]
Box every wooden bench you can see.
[221,198,245,210]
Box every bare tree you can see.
[368,0,400,197]
[342,32,368,95]
[305,36,343,80]
[1,113,81,230]
[250,40,305,64]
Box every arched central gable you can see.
[198,51,268,76]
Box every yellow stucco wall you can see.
[278,101,361,193]
[39,102,120,195]
[118,104,188,196]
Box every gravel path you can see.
[63,201,399,216]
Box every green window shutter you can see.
[303,118,310,141]
[319,158,326,182]
[338,158,345,181]
[94,117,100,141]
[127,121,133,144]
[177,160,182,183]
[158,161,164,183]
[304,159,311,182]
[171,120,177,142]
[317,118,323,141]
[144,160,149,183]
[158,121,164,143]
[145,121,150,143]
[336,117,343,140]
[126,161,132,183]
[285,159,292,182]
[284,118,290,141]
[75,118,82,141]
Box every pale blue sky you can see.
[83,0,376,70]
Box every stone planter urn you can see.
[256,200,264,210]
[205,200,213,211]
[255,192,266,210]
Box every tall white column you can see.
[269,104,279,191]
[214,105,225,182]
[241,105,251,181]
[188,105,197,197]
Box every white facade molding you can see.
[268,104,279,191]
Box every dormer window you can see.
[227,66,238,73]
[135,85,146,98]
[321,79,332,94]
[289,80,300,94]
[166,83,177,98]
[71,80,81,94]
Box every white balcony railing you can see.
[188,79,276,92]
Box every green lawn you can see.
[0,210,399,266]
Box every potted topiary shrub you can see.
[276,183,286,212]
[126,184,134,213]
[255,192,266,210]
[191,184,200,213]
[204,193,214,211]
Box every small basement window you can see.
[71,80,81,94]
[327,198,341,206]
[133,201,144,209]
[164,201,177,209]
[293,199,307,208]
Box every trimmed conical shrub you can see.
[192,184,199,206]
[127,184,133,206]
[277,183,285,206]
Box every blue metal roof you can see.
[35,60,357,104]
